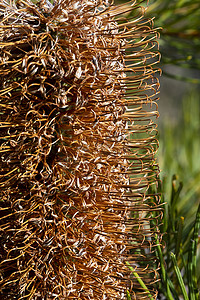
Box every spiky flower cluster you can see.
[0,0,161,299]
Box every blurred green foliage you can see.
[156,89,200,299]
[118,0,200,82]
[147,0,200,83]
[156,201,200,300]
[158,89,200,224]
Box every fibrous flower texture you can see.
[0,0,161,299]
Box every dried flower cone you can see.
[0,0,161,299]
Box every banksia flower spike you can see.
[0,0,161,299]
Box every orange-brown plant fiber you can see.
[0,0,161,299]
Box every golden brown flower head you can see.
[0,0,161,299]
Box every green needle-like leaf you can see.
[175,216,184,258]
[155,234,174,300]
[126,290,132,300]
[171,252,189,300]
[188,205,200,300]
[188,240,196,300]
[125,262,154,300]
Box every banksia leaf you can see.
[0,0,161,299]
